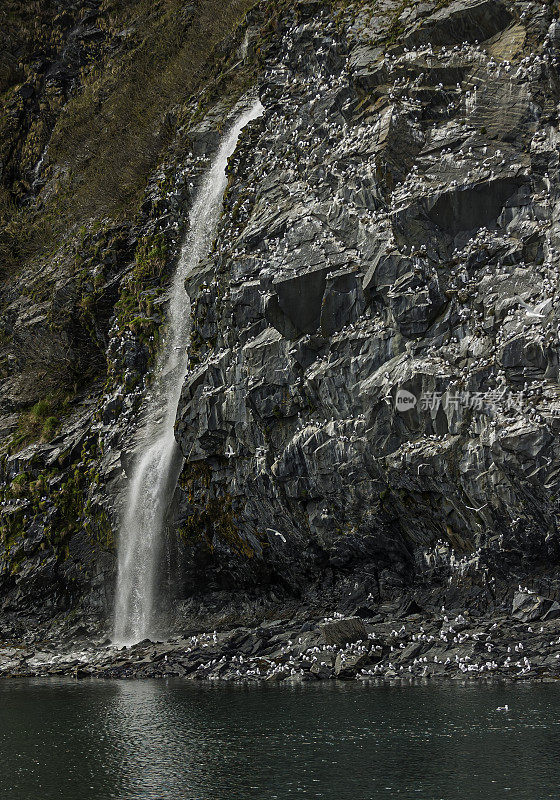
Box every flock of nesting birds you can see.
[177,1,560,488]
[73,1,560,606]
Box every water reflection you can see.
[107,681,226,798]
[0,680,559,800]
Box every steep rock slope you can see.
[173,0,560,621]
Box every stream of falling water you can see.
[113,98,264,645]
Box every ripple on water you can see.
[0,680,559,799]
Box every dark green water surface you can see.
[0,679,558,799]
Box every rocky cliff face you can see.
[173,0,560,620]
[2,0,560,638]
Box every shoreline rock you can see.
[2,607,560,684]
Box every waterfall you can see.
[239,30,250,61]
[113,98,264,645]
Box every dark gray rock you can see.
[272,267,329,336]
[512,592,553,623]
[3,0,560,650]
[404,0,513,48]
[320,617,368,648]
[426,178,529,236]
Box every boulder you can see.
[511,591,557,623]
[320,616,368,647]
[334,649,370,678]
[310,657,334,679]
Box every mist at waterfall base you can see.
[113,99,264,645]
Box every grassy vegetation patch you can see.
[9,396,69,451]
[0,438,114,555]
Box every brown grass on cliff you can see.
[0,0,255,277]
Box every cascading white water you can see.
[113,98,264,645]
